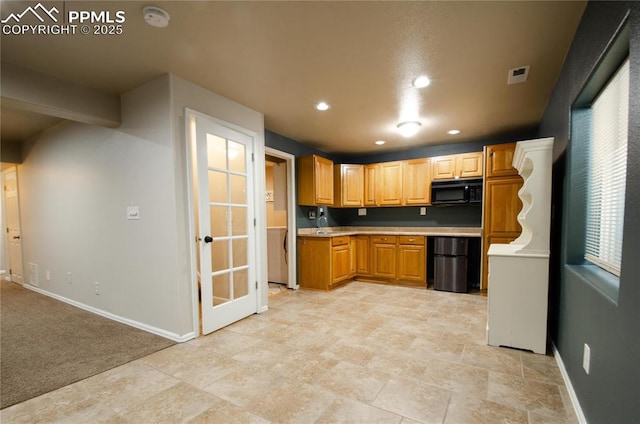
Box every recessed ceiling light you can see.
[412,76,431,88]
[374,140,386,145]
[397,121,422,137]
[143,6,170,27]
[315,102,330,111]
[447,129,461,135]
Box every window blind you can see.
[585,59,629,276]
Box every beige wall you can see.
[266,164,287,228]
[14,73,267,341]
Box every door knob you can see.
[203,236,213,243]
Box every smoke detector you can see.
[143,6,170,28]
[507,65,530,85]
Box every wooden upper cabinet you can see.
[485,143,518,178]
[432,156,457,180]
[297,155,334,206]
[432,152,483,180]
[457,152,483,178]
[333,164,364,207]
[363,164,378,206]
[402,158,431,205]
[377,161,403,206]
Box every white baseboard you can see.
[552,342,588,423]
[23,284,194,343]
[259,305,269,313]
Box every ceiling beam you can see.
[1,62,120,128]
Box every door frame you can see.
[185,108,267,336]
[2,165,24,284]
[265,147,298,290]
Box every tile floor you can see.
[1,281,578,424]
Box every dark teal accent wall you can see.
[265,130,341,229]
[539,2,640,422]
[336,131,537,164]
[331,204,482,227]
[265,130,528,230]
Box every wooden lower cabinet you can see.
[355,235,371,276]
[298,234,427,290]
[298,237,332,290]
[331,235,351,283]
[298,236,352,290]
[367,235,427,287]
[371,236,397,279]
[349,236,357,277]
[397,236,426,283]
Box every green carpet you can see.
[0,280,175,409]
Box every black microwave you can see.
[431,178,483,205]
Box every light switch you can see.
[127,206,140,220]
[420,207,427,216]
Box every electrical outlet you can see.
[95,282,100,295]
[308,210,316,220]
[420,207,427,216]
[583,343,591,374]
[358,208,367,216]
[67,272,72,284]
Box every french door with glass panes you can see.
[195,116,257,334]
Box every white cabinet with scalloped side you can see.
[487,137,553,354]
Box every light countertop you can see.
[297,226,481,238]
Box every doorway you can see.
[2,166,23,284]
[265,148,297,292]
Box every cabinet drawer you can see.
[371,235,397,244]
[398,235,425,245]
[331,236,350,246]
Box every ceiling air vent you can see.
[507,65,530,85]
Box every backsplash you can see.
[333,204,482,227]
[297,204,482,228]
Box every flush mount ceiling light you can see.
[143,6,170,28]
[397,121,421,137]
[315,102,330,111]
[374,140,386,145]
[447,129,461,135]
[412,75,431,88]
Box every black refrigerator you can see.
[434,237,468,293]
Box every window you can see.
[565,21,628,302]
[584,58,629,276]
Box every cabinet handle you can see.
[409,238,416,242]
[303,239,307,245]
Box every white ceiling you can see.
[0,1,586,154]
